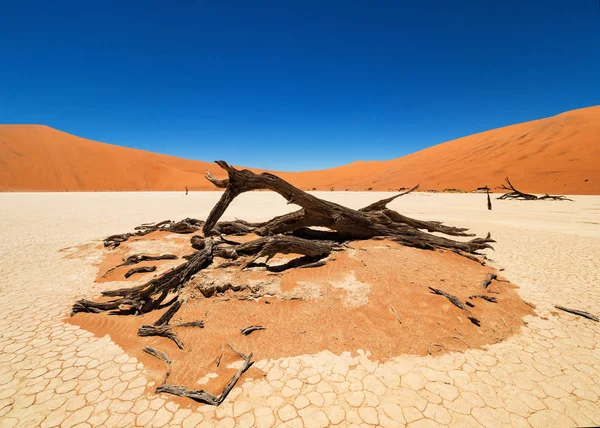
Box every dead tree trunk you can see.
[497,177,571,201]
[204,161,494,254]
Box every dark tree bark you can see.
[497,177,572,201]
[204,161,494,255]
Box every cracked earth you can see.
[1,192,598,427]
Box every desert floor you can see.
[0,192,599,428]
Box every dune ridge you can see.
[1,105,598,194]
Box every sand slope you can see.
[1,106,598,193]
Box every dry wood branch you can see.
[104,219,203,248]
[176,320,204,328]
[240,326,266,336]
[359,184,419,212]
[143,346,171,384]
[429,287,468,310]
[390,304,402,324]
[469,295,498,303]
[139,324,184,349]
[481,273,498,289]
[138,299,187,349]
[216,344,224,367]
[124,266,156,278]
[539,194,573,201]
[73,240,214,316]
[554,305,599,322]
[227,341,249,360]
[156,351,253,405]
[429,287,480,326]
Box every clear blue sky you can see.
[1,1,599,171]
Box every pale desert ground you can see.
[0,191,599,427]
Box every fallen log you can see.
[554,305,599,322]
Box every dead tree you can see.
[497,177,572,201]
[74,161,494,317]
[204,162,493,253]
[476,186,493,210]
[71,161,498,404]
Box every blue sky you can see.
[1,0,599,171]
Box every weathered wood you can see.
[73,240,214,316]
[240,326,266,336]
[155,351,253,405]
[104,219,203,248]
[359,184,419,212]
[216,344,224,367]
[554,305,599,322]
[124,266,156,278]
[429,287,481,326]
[138,300,186,349]
[469,295,498,303]
[497,177,572,201]
[390,304,402,324]
[139,324,184,349]
[429,287,468,310]
[203,161,494,255]
[143,346,171,384]
[176,320,204,328]
[481,273,498,289]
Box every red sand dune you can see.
[1,106,598,194]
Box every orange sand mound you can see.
[2,105,598,193]
[68,233,532,403]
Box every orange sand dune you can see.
[1,106,599,193]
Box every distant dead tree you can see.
[476,186,493,210]
[497,177,572,201]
